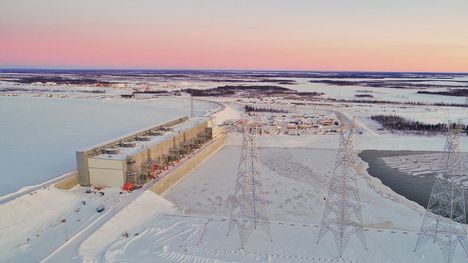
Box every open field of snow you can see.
[80,210,465,262]
[288,78,468,105]
[166,134,425,230]
[0,95,218,196]
[255,133,468,152]
[334,103,468,134]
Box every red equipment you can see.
[151,163,158,172]
[123,182,134,191]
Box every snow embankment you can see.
[0,187,79,262]
[79,191,178,262]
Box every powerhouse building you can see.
[76,116,217,187]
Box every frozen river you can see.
[0,96,218,196]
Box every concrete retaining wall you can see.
[54,173,79,190]
[150,133,227,195]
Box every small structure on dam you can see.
[76,116,218,188]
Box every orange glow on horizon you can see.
[1,0,468,72]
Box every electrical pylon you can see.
[317,121,367,258]
[414,121,468,263]
[227,117,271,249]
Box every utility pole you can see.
[190,94,194,118]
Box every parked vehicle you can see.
[96,205,105,213]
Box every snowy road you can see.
[329,108,378,136]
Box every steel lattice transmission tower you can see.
[414,121,468,263]
[227,118,271,249]
[317,122,367,258]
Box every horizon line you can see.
[1,67,468,75]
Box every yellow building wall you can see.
[89,168,125,187]
[88,158,125,187]
[88,158,124,170]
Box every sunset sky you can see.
[1,0,468,72]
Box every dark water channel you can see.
[358,150,468,218]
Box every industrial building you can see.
[76,116,218,188]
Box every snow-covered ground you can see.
[165,134,426,230]
[0,131,223,263]
[73,133,468,262]
[338,103,468,134]
[0,95,218,196]
[289,78,468,105]
[0,185,125,262]
[2,75,468,262]
[18,100,465,262]
[211,101,242,125]
[79,208,464,262]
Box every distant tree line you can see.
[134,90,169,94]
[0,87,106,93]
[245,105,289,113]
[9,76,114,86]
[417,89,468,97]
[183,85,293,97]
[324,98,468,108]
[354,94,374,98]
[371,114,468,135]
